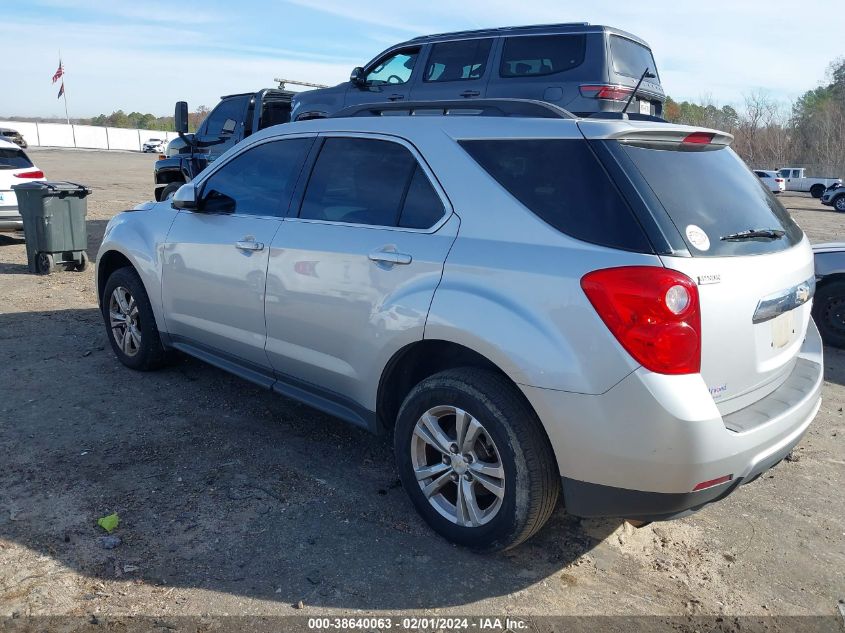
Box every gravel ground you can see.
[0,149,843,623]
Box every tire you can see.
[810,184,825,198]
[160,182,182,201]
[35,252,54,275]
[394,368,559,552]
[812,279,845,349]
[834,196,845,213]
[101,266,169,370]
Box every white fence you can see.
[0,120,180,152]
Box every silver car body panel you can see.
[96,113,822,505]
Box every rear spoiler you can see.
[609,128,734,147]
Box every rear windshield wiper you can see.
[720,229,785,241]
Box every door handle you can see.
[368,250,412,265]
[460,90,480,98]
[388,94,405,101]
[235,238,264,251]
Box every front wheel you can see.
[394,368,559,552]
[159,182,182,201]
[102,267,170,370]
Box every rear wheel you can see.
[813,279,845,349]
[102,267,169,370]
[810,184,825,198]
[394,368,559,551]
[160,182,182,201]
[834,196,845,213]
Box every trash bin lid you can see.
[11,180,92,197]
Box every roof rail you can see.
[330,99,575,120]
[407,23,590,42]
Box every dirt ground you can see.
[0,149,843,624]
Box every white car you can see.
[0,139,45,232]
[754,170,785,193]
[142,138,166,153]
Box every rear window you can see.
[0,148,33,170]
[500,34,586,77]
[459,139,651,252]
[609,35,659,79]
[617,143,804,257]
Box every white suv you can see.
[96,101,822,551]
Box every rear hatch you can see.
[586,123,812,414]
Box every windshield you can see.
[614,142,804,257]
[0,148,33,170]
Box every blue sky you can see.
[1,0,840,118]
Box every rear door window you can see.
[459,139,651,252]
[609,35,659,79]
[615,142,803,256]
[0,148,33,170]
[500,34,587,77]
[424,39,493,82]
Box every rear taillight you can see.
[13,170,44,178]
[581,266,701,375]
[775,178,784,183]
[158,154,166,160]
[579,84,633,100]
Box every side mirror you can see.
[171,183,198,210]
[175,101,189,134]
[221,118,237,135]
[350,66,365,86]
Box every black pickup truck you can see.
[153,88,294,201]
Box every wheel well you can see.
[97,250,133,303]
[377,340,515,430]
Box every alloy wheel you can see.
[410,405,505,527]
[109,286,141,357]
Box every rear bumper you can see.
[0,207,22,231]
[522,319,823,520]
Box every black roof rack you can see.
[330,99,575,120]
[407,23,590,42]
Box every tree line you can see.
[664,57,844,177]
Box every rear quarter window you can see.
[499,34,587,77]
[459,139,652,252]
[0,148,33,170]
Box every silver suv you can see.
[96,101,822,551]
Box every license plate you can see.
[639,100,651,115]
[771,311,795,349]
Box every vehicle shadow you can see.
[0,308,619,610]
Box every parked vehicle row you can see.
[97,99,822,551]
[0,139,45,233]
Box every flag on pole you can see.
[57,81,65,99]
[52,61,64,84]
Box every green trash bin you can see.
[11,181,91,274]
